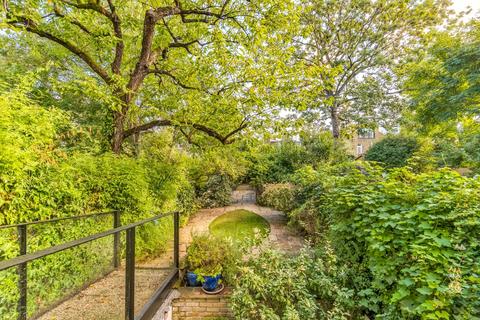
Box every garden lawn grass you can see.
[209,209,270,241]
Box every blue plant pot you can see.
[202,274,221,292]
[186,271,199,287]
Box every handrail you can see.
[0,212,174,271]
[2,210,180,320]
[0,211,119,230]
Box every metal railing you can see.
[0,211,180,320]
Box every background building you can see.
[348,128,385,158]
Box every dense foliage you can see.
[2,0,298,153]
[364,136,419,168]
[0,77,221,318]
[185,233,248,285]
[244,159,480,319]
[1,1,479,320]
[247,133,348,188]
[404,20,480,126]
[231,246,353,320]
[257,183,296,212]
[330,166,480,318]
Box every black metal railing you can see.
[0,211,180,320]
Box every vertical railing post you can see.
[125,227,135,320]
[173,212,180,269]
[113,211,121,268]
[17,225,27,320]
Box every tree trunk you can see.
[112,110,125,154]
[330,105,340,139]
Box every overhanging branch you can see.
[6,15,113,85]
[149,68,201,91]
[123,118,248,144]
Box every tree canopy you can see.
[293,0,450,138]
[2,0,297,153]
[403,19,480,127]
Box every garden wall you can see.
[172,287,233,320]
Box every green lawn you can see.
[209,209,270,241]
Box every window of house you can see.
[358,128,375,139]
[356,144,363,155]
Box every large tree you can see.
[294,0,450,139]
[2,0,295,153]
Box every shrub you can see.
[185,234,243,284]
[246,135,348,189]
[257,183,296,212]
[230,245,354,320]
[301,131,349,164]
[433,140,467,168]
[188,147,248,208]
[462,133,480,172]
[328,166,480,318]
[260,162,480,319]
[198,172,234,208]
[186,234,225,277]
[246,142,310,188]
[365,136,419,168]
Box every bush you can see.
[186,234,226,277]
[198,172,234,208]
[188,147,248,208]
[257,183,296,212]
[254,162,480,319]
[247,142,310,188]
[287,164,480,318]
[230,245,354,320]
[185,234,243,284]
[329,168,480,318]
[462,133,480,172]
[365,136,419,168]
[246,134,348,189]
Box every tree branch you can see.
[60,0,124,74]
[126,6,180,95]
[127,1,235,96]
[6,15,113,85]
[149,68,201,91]
[52,4,94,35]
[59,0,112,19]
[106,0,123,74]
[123,118,248,144]
[175,0,232,23]
[178,128,202,148]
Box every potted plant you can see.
[184,236,204,287]
[185,234,226,292]
[185,270,200,287]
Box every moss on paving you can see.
[209,209,270,241]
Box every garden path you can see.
[177,184,303,256]
[38,185,303,320]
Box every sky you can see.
[452,0,480,14]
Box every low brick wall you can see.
[172,287,233,320]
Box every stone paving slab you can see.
[230,184,256,204]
